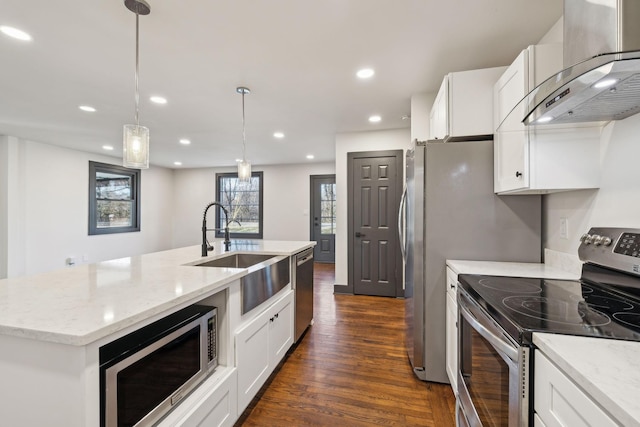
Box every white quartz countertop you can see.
[0,240,314,346]
[534,333,640,427]
[446,259,579,280]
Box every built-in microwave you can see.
[99,304,217,427]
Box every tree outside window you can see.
[320,183,336,235]
[89,161,140,235]
[216,172,263,239]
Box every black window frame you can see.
[215,171,264,239]
[89,161,141,235]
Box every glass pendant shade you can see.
[238,160,251,182]
[123,124,150,169]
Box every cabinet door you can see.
[235,312,270,413]
[494,49,529,193]
[445,291,457,394]
[494,49,528,131]
[430,77,449,140]
[269,292,294,367]
[534,351,619,427]
[494,131,528,193]
[533,413,548,427]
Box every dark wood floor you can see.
[237,263,456,426]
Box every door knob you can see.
[355,232,366,237]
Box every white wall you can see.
[172,162,336,249]
[544,114,640,255]
[0,137,10,278]
[334,128,410,288]
[538,18,562,44]
[0,136,175,277]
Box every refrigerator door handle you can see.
[398,184,407,261]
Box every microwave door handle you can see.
[458,295,518,362]
[398,185,407,261]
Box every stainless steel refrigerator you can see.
[402,140,541,383]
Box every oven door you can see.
[457,287,529,427]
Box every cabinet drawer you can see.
[534,351,619,427]
[159,368,238,427]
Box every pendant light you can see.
[123,0,150,169]
[236,86,251,182]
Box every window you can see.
[320,182,336,235]
[89,161,140,235]
[216,172,263,239]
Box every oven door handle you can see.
[458,291,518,362]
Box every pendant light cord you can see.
[134,9,140,127]
[241,91,247,161]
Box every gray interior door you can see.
[349,151,403,297]
[310,175,336,263]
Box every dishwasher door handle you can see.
[296,249,314,266]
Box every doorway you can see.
[348,150,403,297]
[310,175,336,263]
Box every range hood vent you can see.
[523,0,640,126]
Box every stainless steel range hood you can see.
[523,0,640,126]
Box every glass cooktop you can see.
[458,265,640,345]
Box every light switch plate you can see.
[560,217,569,240]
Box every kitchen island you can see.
[0,240,314,426]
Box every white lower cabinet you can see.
[235,290,294,413]
[534,351,618,427]
[445,267,458,394]
[158,367,238,427]
[534,413,547,427]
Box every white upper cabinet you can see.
[429,66,507,141]
[494,44,601,194]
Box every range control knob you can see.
[593,235,604,246]
[602,236,613,246]
[580,233,593,244]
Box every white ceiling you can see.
[0,0,562,169]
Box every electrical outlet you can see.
[560,217,569,240]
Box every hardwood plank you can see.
[236,262,456,426]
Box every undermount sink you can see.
[194,253,275,269]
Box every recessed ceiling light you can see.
[0,26,32,41]
[235,158,243,163]
[174,161,182,166]
[102,145,114,151]
[369,115,381,123]
[150,96,167,104]
[273,132,285,139]
[306,154,315,160]
[179,138,191,145]
[357,68,375,79]
[79,105,96,112]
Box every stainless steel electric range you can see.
[456,227,640,427]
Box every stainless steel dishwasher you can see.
[294,248,314,342]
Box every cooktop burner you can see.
[501,295,611,327]
[478,277,542,294]
[459,269,640,344]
